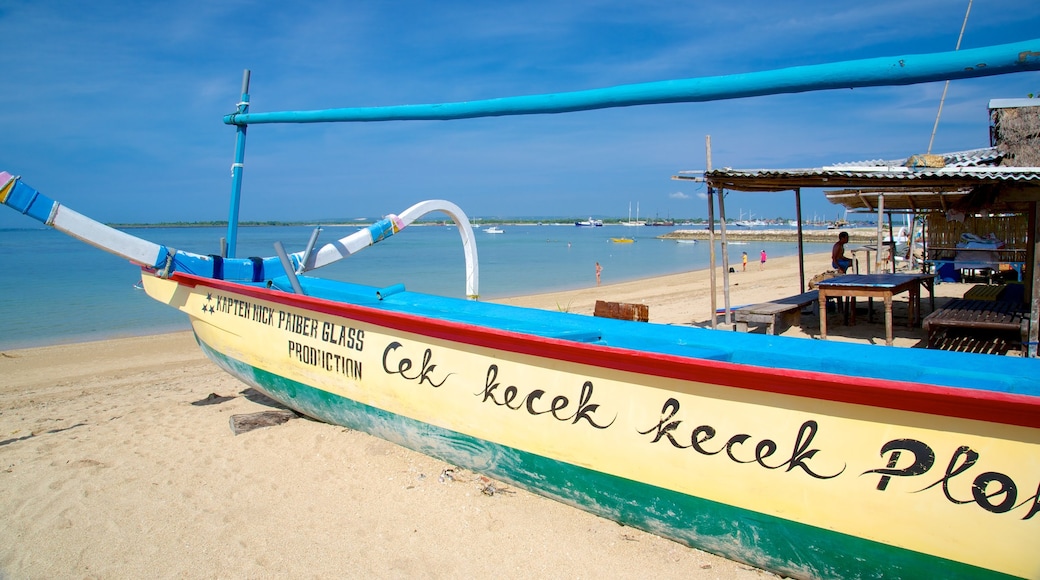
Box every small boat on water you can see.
[610,237,634,243]
[483,226,503,234]
[4,39,1040,580]
[575,217,603,227]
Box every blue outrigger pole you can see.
[221,38,1040,252]
[226,70,250,258]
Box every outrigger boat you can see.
[5,40,1040,579]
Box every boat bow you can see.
[1,172,479,299]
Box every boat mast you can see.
[226,69,251,258]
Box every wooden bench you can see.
[922,299,1029,355]
[594,300,649,322]
[962,284,1007,301]
[734,290,818,335]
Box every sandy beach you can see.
[1,253,970,579]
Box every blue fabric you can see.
[4,181,56,224]
[290,276,1038,394]
[367,219,396,243]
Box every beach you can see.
[0,253,968,578]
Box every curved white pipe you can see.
[297,199,479,300]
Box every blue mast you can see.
[226,69,250,258]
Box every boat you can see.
[734,210,767,228]
[609,237,634,243]
[483,226,503,234]
[4,39,1040,580]
[675,239,697,244]
[575,217,603,227]
[621,202,645,227]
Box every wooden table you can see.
[816,273,933,346]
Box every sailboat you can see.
[734,210,766,228]
[4,39,1040,580]
[622,202,645,226]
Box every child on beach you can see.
[759,249,767,270]
[595,261,602,285]
[742,251,748,271]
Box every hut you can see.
[695,98,1040,356]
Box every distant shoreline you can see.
[5,220,876,231]
[660,227,878,243]
[84,220,874,229]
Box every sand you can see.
[0,253,970,579]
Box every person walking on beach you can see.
[742,251,748,271]
[595,262,602,285]
[832,231,853,273]
[759,249,767,270]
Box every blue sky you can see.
[2,1,1039,228]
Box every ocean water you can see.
[0,223,829,350]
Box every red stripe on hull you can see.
[167,272,1040,429]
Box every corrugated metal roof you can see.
[701,147,1040,190]
[691,147,1040,211]
[989,98,1040,109]
[827,147,1002,169]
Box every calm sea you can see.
[0,223,829,350]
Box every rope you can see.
[158,248,177,278]
[927,0,973,154]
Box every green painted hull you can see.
[197,336,1010,580]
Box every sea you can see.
[0,223,830,350]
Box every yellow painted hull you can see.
[143,272,1040,579]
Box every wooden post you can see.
[795,188,806,292]
[907,212,920,271]
[887,211,896,273]
[875,194,886,271]
[706,136,718,329]
[1029,201,1038,358]
[719,187,733,325]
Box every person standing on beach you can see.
[595,262,602,285]
[832,231,853,273]
[759,249,767,270]
[742,251,748,271]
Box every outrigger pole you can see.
[226,69,250,258]
[220,39,1040,253]
[224,40,1039,126]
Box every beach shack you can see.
[695,98,1040,356]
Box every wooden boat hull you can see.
[142,272,1040,580]
[9,36,1040,576]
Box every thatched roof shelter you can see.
[687,98,1040,356]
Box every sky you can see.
[2,0,1039,228]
